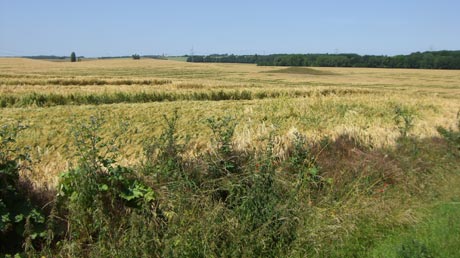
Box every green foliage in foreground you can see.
[1,111,460,257]
[54,115,161,257]
[0,123,46,255]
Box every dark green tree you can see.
[186,51,460,69]
[70,52,76,62]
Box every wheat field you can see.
[2,57,460,257]
[1,57,460,188]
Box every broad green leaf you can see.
[99,184,109,191]
[14,214,24,223]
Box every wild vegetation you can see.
[1,58,460,257]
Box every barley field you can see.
[1,57,460,257]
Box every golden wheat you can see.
[1,57,459,188]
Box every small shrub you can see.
[394,105,415,137]
[142,110,191,184]
[206,116,240,178]
[287,132,322,190]
[232,136,298,257]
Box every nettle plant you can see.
[287,131,324,191]
[59,115,156,207]
[394,105,415,138]
[57,115,156,243]
[206,116,241,178]
[142,110,189,183]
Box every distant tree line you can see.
[23,55,68,60]
[187,51,460,69]
[187,54,260,64]
[97,55,167,60]
[23,55,85,60]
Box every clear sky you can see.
[1,0,459,57]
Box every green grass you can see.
[370,202,460,258]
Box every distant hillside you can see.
[187,51,460,69]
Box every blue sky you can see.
[0,0,459,57]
